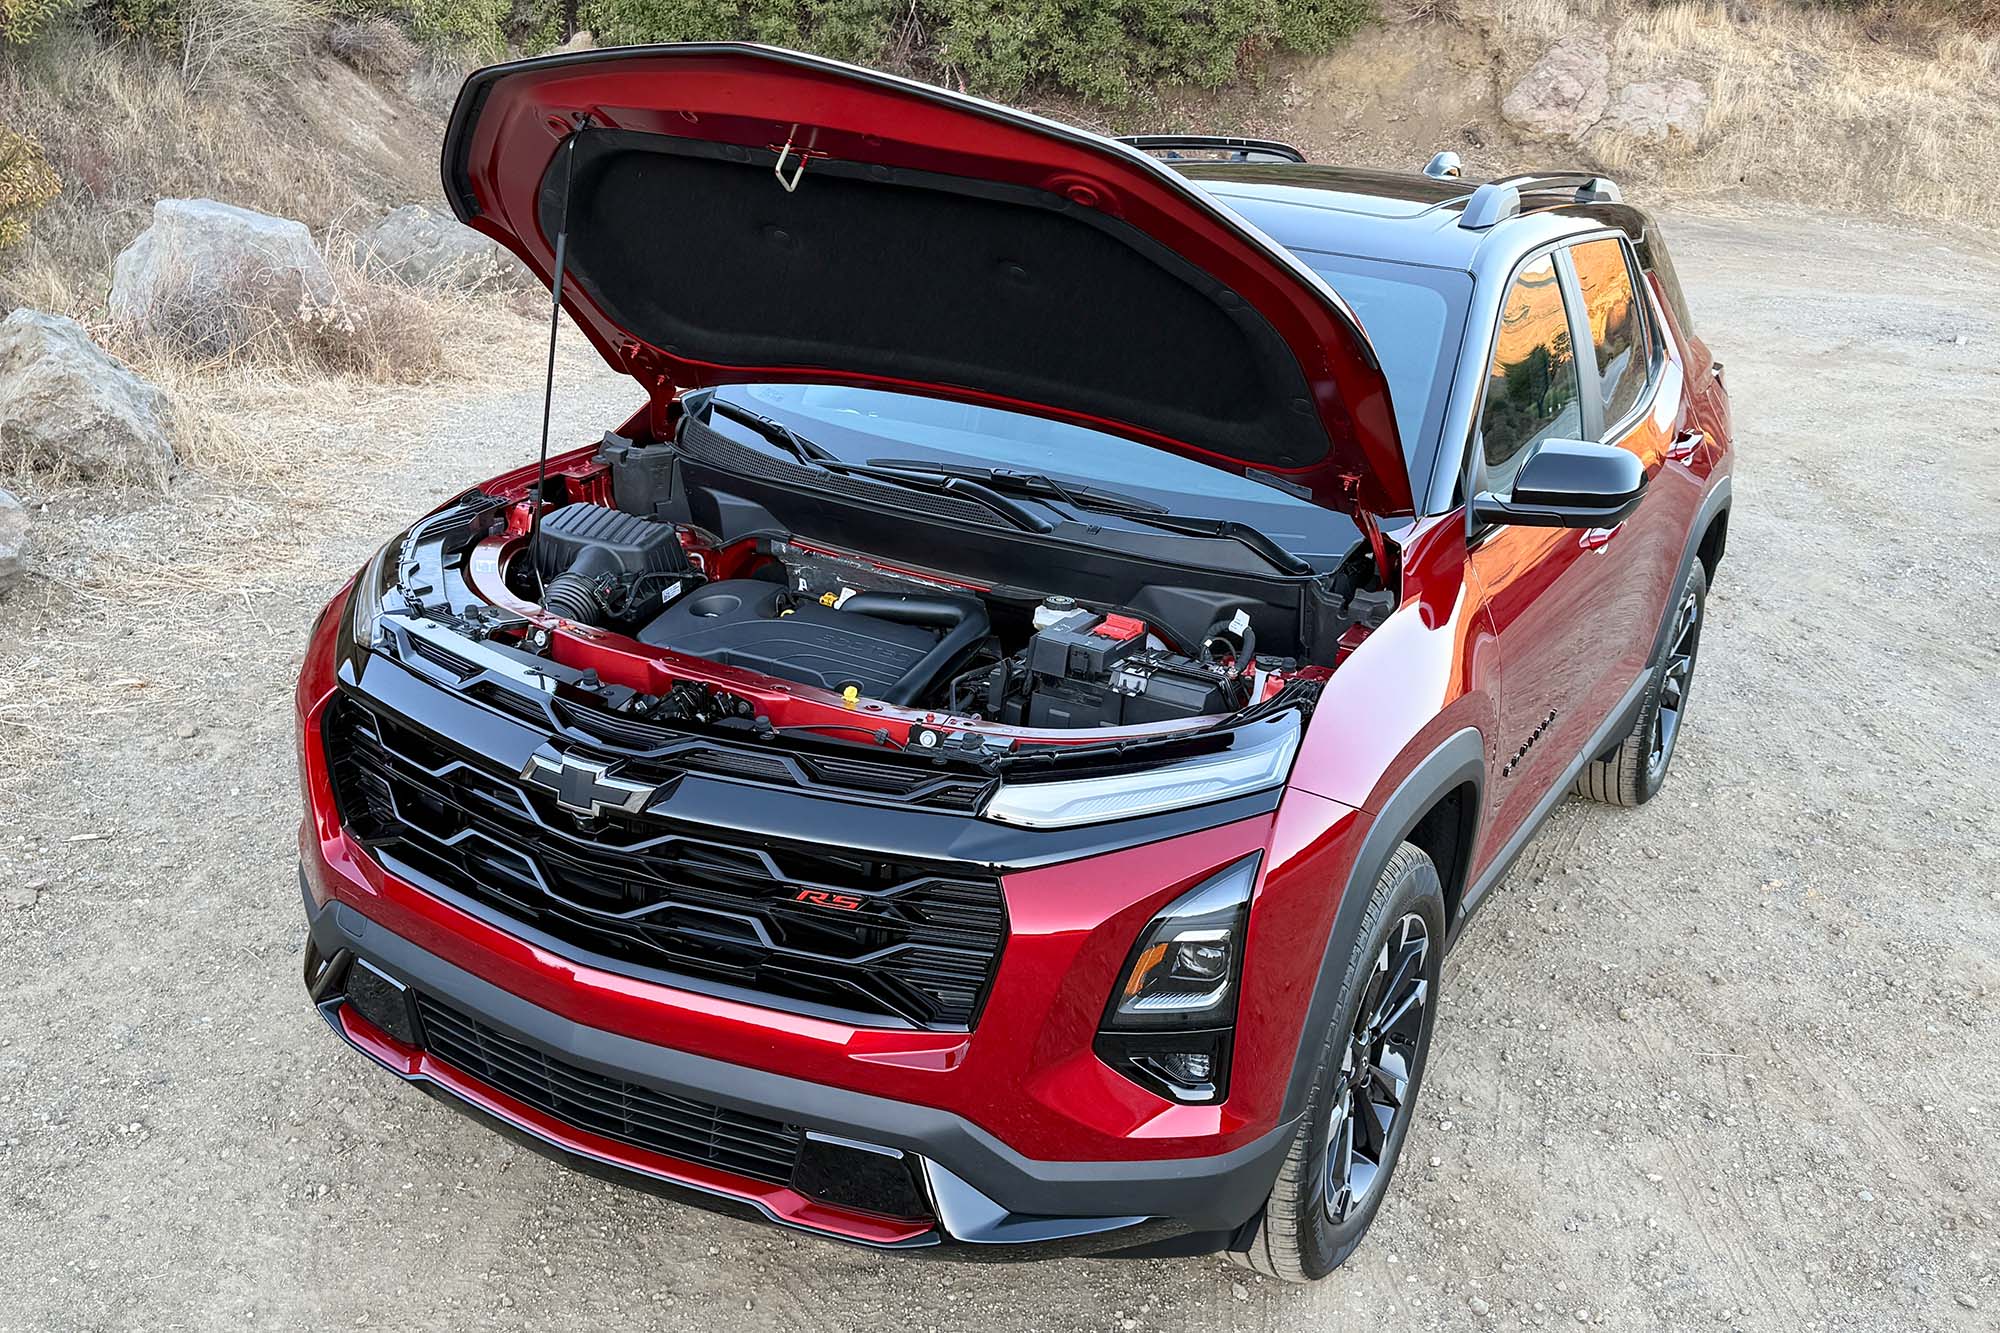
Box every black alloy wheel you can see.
[1231,842,1444,1282]
[1325,911,1430,1222]
[1647,582,1702,782]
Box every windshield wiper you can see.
[875,460,1307,574]
[863,459,1169,516]
[1117,511,1314,576]
[703,401,1052,534]
[707,397,843,466]
[865,457,1306,573]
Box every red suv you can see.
[296,44,1731,1280]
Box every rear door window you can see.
[1568,237,1653,428]
[1478,253,1582,494]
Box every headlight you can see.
[1094,854,1260,1104]
[983,714,1301,829]
[1106,854,1257,1028]
[341,533,404,657]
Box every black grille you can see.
[465,684,994,814]
[411,994,803,1183]
[325,694,1007,1028]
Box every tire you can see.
[1573,561,1708,807]
[1229,842,1445,1283]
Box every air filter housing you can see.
[531,503,687,583]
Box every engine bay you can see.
[505,498,1292,732]
[379,422,1397,754]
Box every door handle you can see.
[1579,523,1623,551]
[1666,429,1704,462]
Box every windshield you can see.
[705,256,1465,560]
[1288,250,1471,472]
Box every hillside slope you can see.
[4,0,1998,328]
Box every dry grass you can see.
[0,28,448,319]
[117,226,456,382]
[1391,0,1464,25]
[174,0,329,96]
[327,16,421,77]
[1483,0,2000,226]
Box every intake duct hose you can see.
[837,592,990,706]
[543,568,617,625]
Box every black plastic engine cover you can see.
[638,580,940,697]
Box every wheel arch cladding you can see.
[1277,727,1484,1123]
[1695,503,1729,586]
[1649,477,1732,665]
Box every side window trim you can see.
[1461,238,1583,536]
[1554,247,1606,443]
[1573,234,1665,445]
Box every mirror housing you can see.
[1472,440,1648,529]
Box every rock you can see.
[1501,30,1611,140]
[0,311,178,483]
[1469,1295,1491,1316]
[109,199,336,357]
[352,204,533,294]
[1231,1282,1249,1301]
[1600,79,1709,142]
[176,721,199,740]
[0,488,26,595]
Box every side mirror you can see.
[1472,440,1648,529]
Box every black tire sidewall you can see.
[1289,847,1446,1276]
[1638,560,1710,798]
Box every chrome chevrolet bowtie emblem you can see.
[519,746,655,818]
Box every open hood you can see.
[441,44,1411,516]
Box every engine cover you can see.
[637,581,942,698]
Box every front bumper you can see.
[301,870,1295,1256]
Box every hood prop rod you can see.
[527,122,587,598]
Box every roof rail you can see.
[1457,172,1622,229]
[1423,151,1463,179]
[1118,135,1308,165]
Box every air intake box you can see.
[530,503,688,582]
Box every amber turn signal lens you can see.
[1121,942,1169,999]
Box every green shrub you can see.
[580,0,1372,101]
[408,0,510,55]
[585,0,897,61]
[1,0,84,43]
[0,124,62,250]
[104,0,182,52]
[930,0,1373,101]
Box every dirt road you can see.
[2,208,1996,1332]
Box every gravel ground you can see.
[2,208,1997,1332]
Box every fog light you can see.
[1093,1028,1232,1104]
[1150,1051,1213,1083]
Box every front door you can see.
[1465,247,1652,878]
